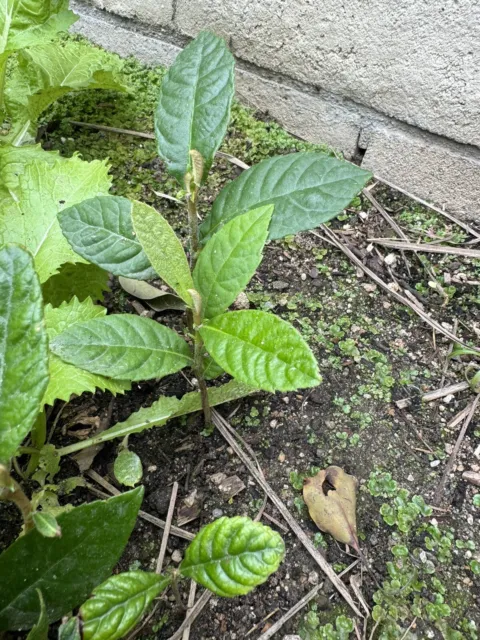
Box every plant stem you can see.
[184,180,212,428]
[170,571,186,610]
[0,465,34,532]
[26,410,46,477]
[186,191,200,267]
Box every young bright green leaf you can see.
[32,512,61,538]
[0,147,112,283]
[0,0,76,57]
[114,450,143,487]
[50,314,193,382]
[180,516,284,597]
[25,591,48,640]
[200,152,372,241]
[132,201,193,304]
[193,206,273,319]
[200,310,321,392]
[43,298,131,407]
[0,488,144,631]
[0,245,49,463]
[42,263,110,307]
[79,571,170,640]
[63,379,253,455]
[58,617,81,640]
[59,196,156,281]
[155,31,234,183]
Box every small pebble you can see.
[300,273,307,281]
[430,460,441,468]
[308,571,319,585]
[212,508,224,518]
[171,549,182,563]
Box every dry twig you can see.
[212,409,363,617]
[181,581,197,640]
[368,238,480,259]
[156,482,179,573]
[422,381,470,402]
[166,590,212,640]
[434,394,480,504]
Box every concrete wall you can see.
[71,0,480,222]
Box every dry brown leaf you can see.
[303,466,359,551]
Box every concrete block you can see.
[71,1,181,67]
[175,0,480,148]
[362,124,480,221]
[84,0,172,27]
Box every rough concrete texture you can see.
[175,0,480,148]
[362,124,480,221]
[71,1,181,66]
[71,2,480,221]
[87,0,172,28]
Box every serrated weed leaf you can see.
[0,245,49,463]
[0,149,112,283]
[200,152,371,241]
[80,571,170,640]
[59,196,155,280]
[155,31,234,182]
[199,310,321,392]
[180,516,284,597]
[0,0,76,55]
[193,206,273,319]
[42,298,130,407]
[50,314,193,382]
[132,201,194,304]
[0,488,144,631]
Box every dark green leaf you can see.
[114,450,143,487]
[59,197,156,281]
[80,572,170,640]
[42,263,110,307]
[0,245,49,463]
[26,591,48,640]
[180,516,284,597]
[0,488,144,631]
[200,310,321,392]
[132,201,193,304]
[200,152,371,241]
[50,314,193,381]
[193,206,273,319]
[203,356,225,380]
[155,31,234,183]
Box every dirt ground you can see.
[1,45,479,640]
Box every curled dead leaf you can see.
[303,465,359,551]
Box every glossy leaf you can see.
[200,152,371,241]
[180,516,284,597]
[59,197,155,281]
[0,245,49,463]
[42,263,110,307]
[132,201,193,304]
[0,488,144,631]
[0,146,112,283]
[43,298,131,407]
[5,41,127,145]
[203,356,225,380]
[193,206,273,319]
[155,31,234,182]
[114,450,143,487]
[50,314,193,382]
[26,591,48,640]
[200,310,321,392]
[80,571,170,640]
[32,512,61,538]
